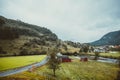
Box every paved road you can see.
[0,56,50,77]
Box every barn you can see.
[80,56,88,62]
[57,53,71,62]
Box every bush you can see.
[0,47,7,54]
[0,27,19,40]
[20,49,28,55]
[0,18,5,26]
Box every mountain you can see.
[0,16,57,40]
[0,16,58,56]
[90,30,120,46]
[0,16,80,56]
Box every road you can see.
[0,56,50,77]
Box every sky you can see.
[0,0,120,43]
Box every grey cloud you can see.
[0,0,120,43]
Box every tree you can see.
[94,52,100,60]
[63,44,68,51]
[94,49,100,60]
[20,48,28,55]
[0,18,5,26]
[83,46,89,53]
[48,48,61,77]
[0,47,7,54]
[79,45,89,53]
[117,56,120,68]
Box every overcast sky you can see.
[0,0,120,43]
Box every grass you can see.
[100,52,120,58]
[1,59,119,80]
[37,61,119,80]
[88,52,120,59]
[0,55,46,71]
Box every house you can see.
[57,53,71,62]
[80,56,88,62]
[94,48,106,53]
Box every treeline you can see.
[0,26,41,40]
[65,41,81,48]
[6,17,58,40]
[109,47,120,51]
[19,49,47,56]
[0,27,19,40]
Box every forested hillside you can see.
[0,16,80,56]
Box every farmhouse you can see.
[57,53,71,62]
[80,56,88,62]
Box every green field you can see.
[37,61,119,80]
[1,59,119,80]
[0,55,46,71]
[88,52,120,59]
[100,52,120,58]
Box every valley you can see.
[0,16,120,80]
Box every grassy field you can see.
[88,52,120,59]
[1,59,119,80]
[100,52,120,58]
[0,55,46,71]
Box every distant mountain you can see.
[90,30,120,46]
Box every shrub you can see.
[20,49,28,55]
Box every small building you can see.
[57,53,71,62]
[80,56,88,62]
[94,48,106,53]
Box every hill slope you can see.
[90,30,120,46]
[0,16,80,56]
[0,16,57,40]
[0,16,58,56]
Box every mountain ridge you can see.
[0,16,59,56]
[0,16,80,56]
[90,30,120,46]
[0,16,58,40]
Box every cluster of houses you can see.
[93,45,120,53]
[56,53,88,62]
[55,45,120,63]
